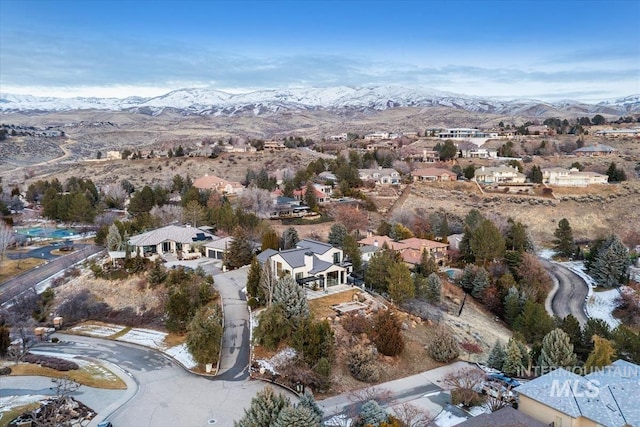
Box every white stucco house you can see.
[128,225,215,259]
[542,168,609,187]
[257,239,352,290]
[473,165,526,184]
[358,168,400,185]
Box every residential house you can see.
[364,132,391,141]
[204,236,260,261]
[193,174,244,195]
[366,140,400,151]
[456,406,545,427]
[358,168,400,185]
[411,167,457,182]
[542,168,609,186]
[594,128,640,138]
[357,235,449,266]
[573,144,617,156]
[516,360,640,427]
[473,165,526,184]
[438,128,488,139]
[399,146,439,162]
[257,239,351,291]
[106,151,122,160]
[128,225,215,259]
[318,171,338,183]
[329,133,348,141]
[526,125,552,136]
[457,141,497,159]
[270,196,311,219]
[264,141,286,150]
[293,184,332,204]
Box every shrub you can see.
[291,318,334,366]
[247,297,259,310]
[51,337,59,343]
[0,366,11,375]
[373,310,404,357]
[348,345,380,383]
[23,353,79,371]
[427,328,460,362]
[254,304,292,351]
[451,388,484,407]
[341,313,372,336]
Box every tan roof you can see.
[411,168,455,177]
[193,174,243,190]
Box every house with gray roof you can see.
[456,406,545,427]
[573,143,617,157]
[128,225,215,260]
[516,359,640,427]
[257,239,351,291]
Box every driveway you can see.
[14,334,277,427]
[213,267,251,381]
[541,259,589,325]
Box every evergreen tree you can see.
[505,218,532,253]
[225,227,255,269]
[356,400,389,427]
[611,325,640,364]
[469,219,505,264]
[234,386,290,427]
[365,247,401,293]
[559,314,584,359]
[513,300,555,344]
[589,234,630,287]
[274,405,321,427]
[281,227,299,250]
[373,310,404,356]
[538,328,577,369]
[427,328,460,362]
[553,218,575,258]
[415,249,438,277]
[606,162,627,182]
[297,392,324,424]
[304,181,318,210]
[106,223,123,251]
[0,325,10,357]
[342,234,362,273]
[425,273,442,303]
[328,223,348,247]
[486,341,506,370]
[584,335,616,372]
[516,339,531,372]
[186,306,223,366]
[246,256,263,301]
[458,265,476,293]
[471,267,490,300]
[528,165,543,183]
[387,261,414,303]
[503,338,524,377]
[261,228,280,251]
[273,275,309,319]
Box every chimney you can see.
[481,166,485,172]
[304,251,314,271]
[373,240,378,247]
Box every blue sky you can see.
[1,0,639,101]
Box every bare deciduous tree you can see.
[259,262,277,306]
[0,220,14,264]
[330,205,368,234]
[150,204,183,225]
[390,402,434,427]
[238,187,273,218]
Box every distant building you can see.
[438,128,493,139]
[106,151,122,160]
[357,235,449,266]
[263,141,286,150]
[526,125,552,136]
[193,174,244,195]
[573,143,617,156]
[542,167,608,186]
[329,133,348,141]
[594,128,640,138]
[364,132,391,141]
[411,167,457,182]
[358,168,400,185]
[473,165,526,184]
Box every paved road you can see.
[0,245,103,305]
[17,334,278,427]
[213,267,251,381]
[541,260,589,325]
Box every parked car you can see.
[97,422,113,427]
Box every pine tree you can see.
[486,341,506,370]
[261,228,280,251]
[425,273,441,303]
[553,218,575,258]
[186,306,223,366]
[469,219,505,265]
[415,249,438,277]
[246,256,263,301]
[273,275,309,319]
[235,386,291,427]
[503,287,521,325]
[503,338,524,377]
[559,314,584,358]
[274,405,321,427]
[458,265,476,293]
[297,392,324,424]
[516,339,531,372]
[590,234,630,287]
[342,234,362,273]
[328,223,348,247]
[471,267,490,300]
[584,335,616,372]
[225,227,255,269]
[357,400,389,427]
[538,328,577,369]
[281,227,299,250]
[373,310,405,356]
[513,300,555,344]
[387,262,414,303]
[304,181,318,210]
[427,328,460,362]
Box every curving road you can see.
[541,259,589,325]
[0,245,103,305]
[11,334,277,427]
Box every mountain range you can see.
[1,86,639,118]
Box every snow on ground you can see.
[537,248,555,260]
[0,395,47,415]
[255,347,297,375]
[115,328,168,350]
[586,288,622,329]
[70,324,126,338]
[165,344,197,369]
[561,261,597,297]
[434,410,467,427]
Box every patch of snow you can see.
[70,324,125,338]
[255,347,297,375]
[537,248,555,260]
[586,288,622,329]
[165,343,197,369]
[0,394,48,414]
[434,410,467,427]
[115,328,168,350]
[325,414,353,427]
[468,405,491,416]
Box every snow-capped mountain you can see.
[1,86,638,117]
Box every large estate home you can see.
[257,239,352,291]
[594,128,640,138]
[572,143,617,157]
[473,165,526,184]
[357,235,449,266]
[358,168,400,185]
[193,174,244,195]
[437,128,497,139]
[128,225,215,260]
[516,360,640,427]
[411,167,457,182]
[542,167,609,186]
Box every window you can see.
[333,252,341,264]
